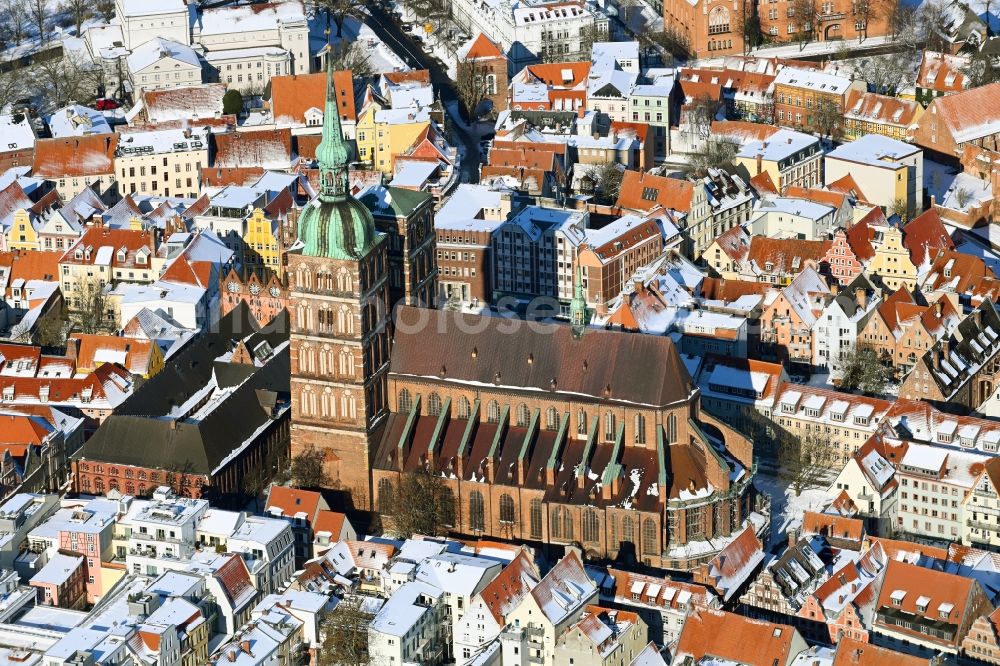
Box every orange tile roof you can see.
[69,334,156,376]
[313,510,346,537]
[266,485,325,524]
[461,33,505,60]
[917,51,968,93]
[675,608,799,666]
[875,558,974,647]
[270,70,356,125]
[213,129,294,169]
[61,227,155,268]
[783,186,848,211]
[616,170,694,213]
[525,61,591,88]
[697,277,771,301]
[480,550,540,624]
[843,208,887,260]
[801,511,864,543]
[610,121,650,142]
[200,166,267,188]
[711,120,780,144]
[0,250,61,284]
[844,90,922,127]
[746,236,830,273]
[919,82,1000,146]
[488,147,559,171]
[834,637,929,666]
[0,414,50,445]
[678,79,722,102]
[382,70,432,86]
[902,209,955,266]
[32,135,118,178]
[749,171,779,195]
[709,225,751,263]
[826,173,871,203]
[606,300,640,330]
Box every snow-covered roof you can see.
[0,114,35,153]
[736,129,817,162]
[119,0,186,17]
[127,37,201,73]
[195,1,307,36]
[826,133,921,170]
[774,66,855,95]
[899,445,948,473]
[116,127,209,157]
[47,105,112,138]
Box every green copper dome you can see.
[297,48,379,260]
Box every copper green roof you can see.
[297,46,380,260]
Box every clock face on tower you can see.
[249,283,262,295]
[269,286,281,298]
[227,281,241,293]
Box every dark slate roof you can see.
[922,298,1000,398]
[73,303,290,475]
[116,303,287,417]
[388,306,693,406]
[359,185,432,219]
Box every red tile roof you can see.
[833,637,929,666]
[32,135,118,178]
[616,170,694,213]
[844,90,923,127]
[748,171,779,195]
[827,173,872,203]
[875,558,975,647]
[917,51,968,94]
[675,608,800,666]
[68,334,156,376]
[213,129,294,170]
[801,511,864,544]
[143,84,226,123]
[0,414,50,446]
[270,70,356,125]
[746,236,830,274]
[313,510,346,537]
[60,227,155,269]
[525,62,591,88]
[783,186,848,211]
[901,209,955,266]
[460,33,505,60]
[480,550,540,624]
[711,120,780,144]
[265,485,325,524]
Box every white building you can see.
[126,38,202,100]
[115,126,210,199]
[192,1,310,76]
[369,581,448,664]
[450,0,606,70]
[115,0,190,51]
[749,197,837,240]
[811,277,881,374]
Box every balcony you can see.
[968,519,1000,532]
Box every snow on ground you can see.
[394,3,461,79]
[755,468,831,550]
[925,157,961,203]
[694,35,897,68]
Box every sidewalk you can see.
[394,2,461,79]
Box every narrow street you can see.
[363,2,483,183]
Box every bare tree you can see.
[35,303,68,349]
[687,139,740,177]
[0,0,28,47]
[327,40,373,79]
[888,0,920,47]
[73,278,118,334]
[315,0,366,38]
[28,0,45,45]
[60,0,91,35]
[587,162,624,204]
[963,49,1000,87]
[852,52,909,95]
[955,187,974,208]
[6,320,32,343]
[839,344,893,394]
[456,59,491,121]
[32,54,105,113]
[779,428,838,495]
[94,0,115,22]
[854,0,889,42]
[736,0,763,54]
[242,465,268,512]
[319,600,373,666]
[291,445,331,488]
[390,468,456,539]
[790,0,817,50]
[639,24,692,61]
[686,94,721,143]
[810,98,844,140]
[920,0,954,52]
[0,64,28,114]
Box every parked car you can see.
[95,98,120,111]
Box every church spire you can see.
[316,38,351,199]
[570,261,587,339]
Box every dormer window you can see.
[117,248,127,262]
[75,248,83,260]
[854,416,869,426]
[782,403,795,414]
[1,386,12,401]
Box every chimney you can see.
[756,153,763,174]
[787,137,792,144]
[935,301,943,317]
[831,282,839,295]
[855,287,866,309]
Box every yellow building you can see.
[735,129,823,192]
[7,210,39,251]
[242,208,284,278]
[825,134,923,221]
[868,224,917,290]
[355,100,431,174]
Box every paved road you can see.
[363,2,482,183]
